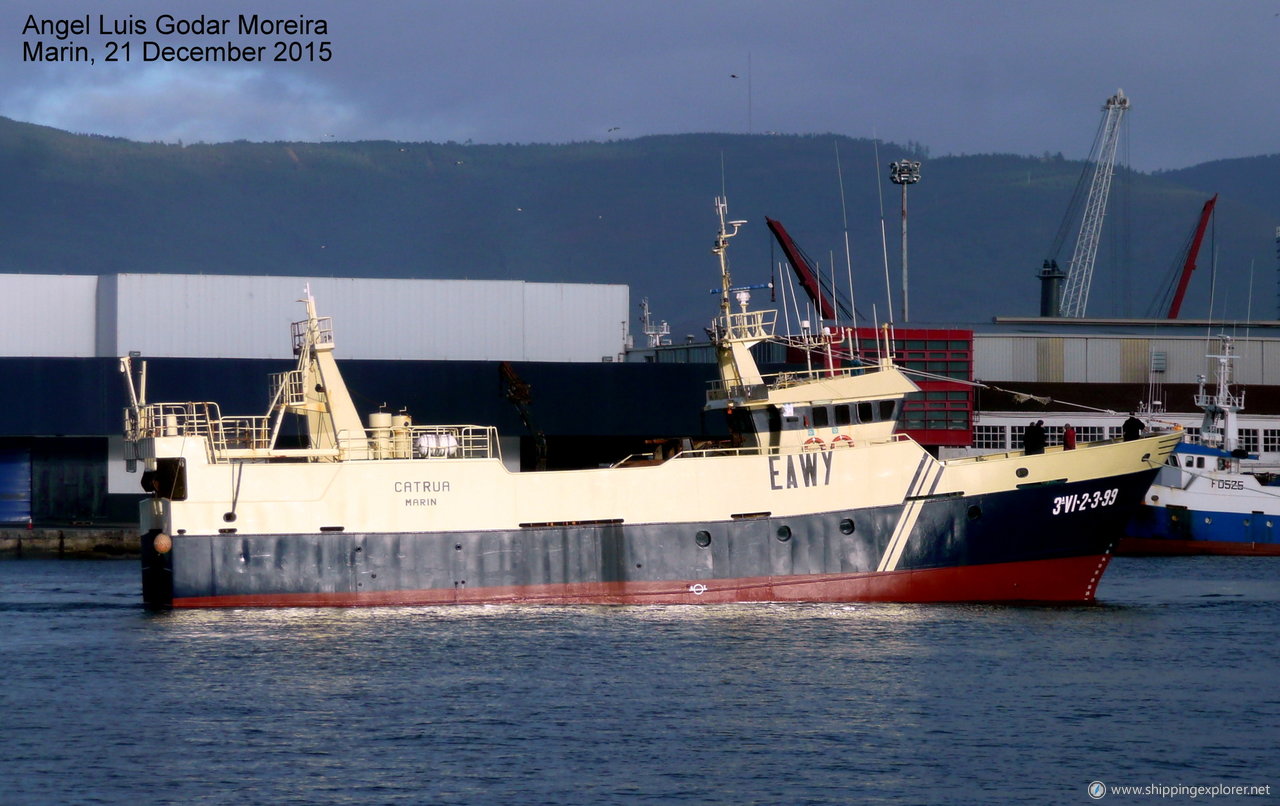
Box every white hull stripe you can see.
[877,454,945,573]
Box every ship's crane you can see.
[1042,89,1130,318]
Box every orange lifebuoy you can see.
[832,434,854,448]
[803,436,825,450]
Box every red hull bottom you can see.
[173,553,1113,608]
[1116,537,1280,557]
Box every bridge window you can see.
[813,407,830,428]
[857,401,875,423]
[834,405,851,426]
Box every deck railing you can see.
[706,365,869,403]
[126,401,499,463]
[269,370,306,408]
[677,433,911,460]
[291,316,334,355]
[712,309,776,342]
[125,402,275,458]
[338,425,499,461]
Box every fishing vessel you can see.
[1123,336,1280,555]
[123,198,1179,607]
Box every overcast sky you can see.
[4,1,1277,172]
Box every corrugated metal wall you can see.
[523,283,629,362]
[1034,337,1064,381]
[973,337,1013,381]
[1035,338,1064,382]
[975,334,1280,384]
[0,275,97,356]
[1151,339,1213,383]
[1085,338,1122,382]
[1120,339,1149,383]
[0,274,627,362]
[1064,338,1088,381]
[1011,338,1038,380]
[109,275,629,361]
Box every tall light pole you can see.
[889,159,921,322]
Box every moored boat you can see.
[123,198,1179,607]
[1122,336,1280,556]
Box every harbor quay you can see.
[0,527,136,558]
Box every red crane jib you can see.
[1168,194,1218,319]
[765,217,837,322]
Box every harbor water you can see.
[2,556,1277,805]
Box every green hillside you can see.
[1,116,1275,335]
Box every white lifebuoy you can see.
[416,432,460,458]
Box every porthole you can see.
[1016,467,1029,478]
[695,530,711,548]
[967,505,982,521]
[839,518,855,535]
[776,525,792,542]
[1204,517,1212,524]
[223,512,237,522]
[1150,495,1160,503]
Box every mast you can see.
[1194,335,1246,452]
[714,197,747,319]
[290,287,365,457]
[710,197,768,398]
[639,298,671,348]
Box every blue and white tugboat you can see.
[1123,336,1280,555]
[122,198,1179,607]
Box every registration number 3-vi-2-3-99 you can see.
[1052,488,1119,515]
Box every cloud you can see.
[6,64,359,143]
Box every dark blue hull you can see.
[1123,504,1280,555]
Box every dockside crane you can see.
[764,217,854,324]
[1165,194,1218,319]
[1039,89,1130,318]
